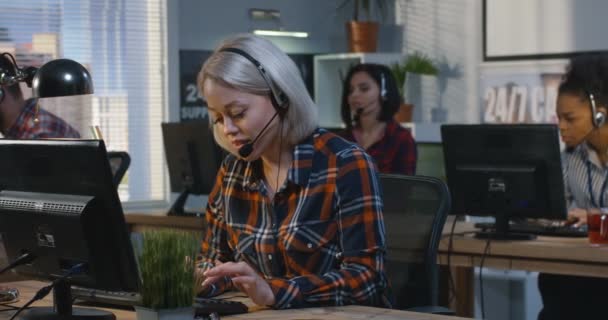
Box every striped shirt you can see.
[199,128,391,309]
[3,98,80,139]
[562,143,608,209]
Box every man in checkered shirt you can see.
[0,55,80,139]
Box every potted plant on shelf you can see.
[134,229,200,320]
[337,0,390,52]
[390,52,439,123]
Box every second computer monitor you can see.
[162,120,224,215]
[441,124,567,237]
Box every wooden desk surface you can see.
[436,220,608,278]
[124,212,205,232]
[0,281,469,320]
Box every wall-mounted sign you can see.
[179,50,212,121]
[480,60,568,124]
[179,50,315,122]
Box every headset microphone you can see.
[238,111,279,158]
[351,108,364,127]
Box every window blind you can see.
[0,0,167,205]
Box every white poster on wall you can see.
[480,60,569,124]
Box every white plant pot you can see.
[134,306,195,320]
[406,73,438,122]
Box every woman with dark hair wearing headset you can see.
[195,34,391,309]
[537,54,608,320]
[339,63,417,175]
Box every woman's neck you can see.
[261,147,293,197]
[358,115,383,134]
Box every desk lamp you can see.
[0,52,93,98]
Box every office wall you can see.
[396,0,482,124]
[485,0,608,59]
[397,0,608,125]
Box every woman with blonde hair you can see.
[195,34,392,309]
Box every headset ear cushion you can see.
[595,111,606,127]
[380,73,387,100]
[270,92,289,115]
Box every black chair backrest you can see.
[107,151,131,188]
[380,173,451,309]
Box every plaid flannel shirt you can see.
[199,128,391,309]
[3,99,80,139]
[342,120,417,175]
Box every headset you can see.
[219,47,290,158]
[589,92,606,128]
[380,72,387,101]
[219,47,289,113]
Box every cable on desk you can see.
[478,238,491,320]
[0,304,19,312]
[446,215,459,305]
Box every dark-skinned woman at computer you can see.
[193,34,392,309]
[538,53,608,320]
[338,63,417,175]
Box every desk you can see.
[0,281,470,320]
[124,212,205,233]
[432,220,608,316]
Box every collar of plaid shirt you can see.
[239,135,314,193]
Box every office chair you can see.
[379,173,453,314]
[107,151,131,188]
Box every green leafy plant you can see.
[337,0,390,22]
[391,52,439,101]
[138,230,200,310]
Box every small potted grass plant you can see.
[135,230,200,320]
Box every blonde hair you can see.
[197,34,318,152]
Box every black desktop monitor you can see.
[162,121,224,216]
[441,124,567,240]
[0,139,138,319]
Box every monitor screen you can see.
[441,124,567,237]
[0,139,139,317]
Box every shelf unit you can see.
[313,53,403,127]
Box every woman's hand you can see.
[203,261,275,306]
[567,208,588,227]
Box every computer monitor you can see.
[441,124,567,240]
[162,121,224,216]
[0,139,139,319]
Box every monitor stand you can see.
[20,280,115,320]
[473,186,536,241]
[167,188,203,217]
[167,188,190,216]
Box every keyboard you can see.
[474,221,588,238]
[71,286,141,307]
[72,287,249,316]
